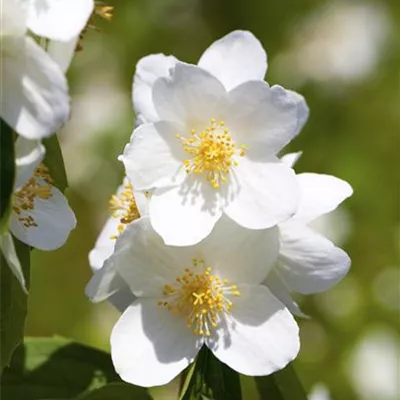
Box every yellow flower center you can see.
[176,118,246,189]
[109,182,140,239]
[13,164,53,228]
[158,258,241,337]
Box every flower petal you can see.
[10,185,76,250]
[293,173,353,223]
[224,157,300,229]
[198,30,267,91]
[133,54,178,124]
[110,218,194,297]
[277,222,351,294]
[209,284,299,376]
[47,36,79,73]
[120,122,186,191]
[200,215,279,285]
[24,0,94,41]
[14,137,45,189]
[111,298,201,387]
[149,179,222,246]
[264,269,307,318]
[225,82,307,156]
[2,0,27,36]
[153,63,226,126]
[1,36,69,139]
[280,152,302,168]
[0,232,27,293]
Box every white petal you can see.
[277,222,351,294]
[133,54,178,124]
[85,259,126,303]
[1,36,69,139]
[107,287,136,313]
[287,90,309,137]
[2,0,27,36]
[10,185,76,250]
[264,269,307,318]
[209,285,299,376]
[120,122,186,191]
[0,232,27,293]
[14,137,45,189]
[88,216,118,271]
[200,216,279,285]
[111,299,201,387]
[109,218,194,297]
[224,82,306,155]
[153,63,226,126]
[280,152,302,169]
[293,173,353,223]
[150,179,222,246]
[224,157,300,229]
[47,36,79,73]
[198,30,267,91]
[24,0,94,41]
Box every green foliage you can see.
[180,347,242,400]
[0,239,30,374]
[1,336,120,400]
[75,382,152,400]
[254,364,307,400]
[0,118,16,232]
[43,135,68,192]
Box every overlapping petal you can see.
[210,285,299,376]
[198,30,267,91]
[111,299,201,387]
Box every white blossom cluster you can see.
[0,0,94,288]
[86,31,353,387]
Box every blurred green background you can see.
[26,0,399,399]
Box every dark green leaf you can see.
[0,118,16,231]
[180,347,242,400]
[43,135,68,192]
[254,363,307,400]
[1,336,119,400]
[0,238,30,373]
[75,383,152,400]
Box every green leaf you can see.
[0,118,16,232]
[75,383,152,400]
[42,135,68,192]
[1,336,152,400]
[1,336,118,399]
[254,363,307,400]
[0,238,30,373]
[180,347,242,400]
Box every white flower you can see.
[86,178,148,311]
[265,153,353,315]
[9,137,76,250]
[121,31,308,246]
[107,216,299,387]
[0,0,70,139]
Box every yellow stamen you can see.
[13,164,53,228]
[176,118,246,189]
[158,258,240,337]
[108,182,140,239]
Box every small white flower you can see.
[0,0,70,139]
[86,178,148,310]
[9,137,76,250]
[107,216,299,387]
[121,31,308,246]
[265,153,353,315]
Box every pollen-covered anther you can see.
[158,258,240,337]
[176,119,247,189]
[13,164,53,228]
[109,182,140,239]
